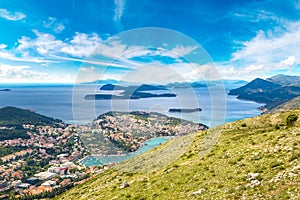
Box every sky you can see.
[0,0,300,83]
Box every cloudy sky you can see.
[0,0,300,83]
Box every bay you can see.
[80,137,169,166]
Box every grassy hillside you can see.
[269,96,300,113]
[57,109,300,200]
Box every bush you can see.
[286,114,298,126]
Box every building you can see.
[26,178,39,185]
[34,172,56,180]
[41,180,56,187]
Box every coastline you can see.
[80,136,172,166]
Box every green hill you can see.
[0,106,62,127]
[57,109,300,199]
[0,106,63,140]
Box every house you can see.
[41,180,56,187]
[34,172,56,180]
[18,183,31,189]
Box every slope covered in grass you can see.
[58,109,300,200]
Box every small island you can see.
[0,89,11,92]
[169,108,202,113]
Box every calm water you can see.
[81,137,169,166]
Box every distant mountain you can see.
[229,76,300,110]
[267,74,300,86]
[166,79,248,89]
[100,84,168,91]
[228,78,281,98]
[100,84,126,90]
[81,79,125,85]
[221,79,248,85]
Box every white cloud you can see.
[61,32,102,57]
[17,30,65,55]
[54,23,65,33]
[43,17,66,33]
[0,64,48,82]
[113,0,125,22]
[79,66,96,73]
[215,63,270,81]
[118,62,222,84]
[0,44,7,49]
[276,56,296,69]
[161,45,198,59]
[231,22,300,69]
[244,64,264,73]
[0,9,26,21]
[122,65,185,84]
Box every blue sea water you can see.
[81,137,169,166]
[0,84,264,126]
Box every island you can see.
[0,89,11,91]
[85,84,176,100]
[168,108,202,113]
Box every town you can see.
[80,111,208,155]
[0,122,105,199]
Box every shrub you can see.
[286,114,298,126]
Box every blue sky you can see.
[0,0,300,83]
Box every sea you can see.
[0,83,264,166]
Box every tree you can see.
[286,114,298,126]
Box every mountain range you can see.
[81,79,248,89]
[229,74,300,110]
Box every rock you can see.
[192,188,205,195]
[247,180,261,188]
[247,173,260,181]
[120,182,130,189]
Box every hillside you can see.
[229,75,300,110]
[269,96,300,113]
[267,74,300,86]
[228,78,280,97]
[0,106,63,140]
[57,109,300,199]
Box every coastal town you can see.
[0,121,107,199]
[80,111,208,155]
